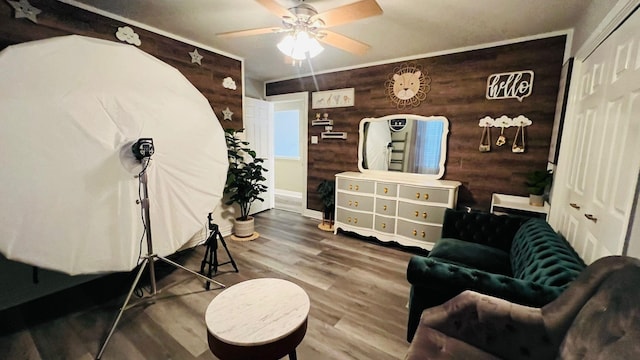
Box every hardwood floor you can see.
[0,209,418,359]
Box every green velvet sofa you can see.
[406,209,586,342]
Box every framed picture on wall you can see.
[548,58,574,164]
[312,88,355,109]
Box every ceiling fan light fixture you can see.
[277,30,324,60]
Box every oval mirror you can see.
[358,114,449,179]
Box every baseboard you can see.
[275,189,303,213]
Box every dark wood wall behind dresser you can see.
[267,36,566,211]
[0,0,242,125]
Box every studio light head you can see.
[132,138,154,160]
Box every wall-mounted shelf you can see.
[321,131,347,140]
[312,119,333,126]
[490,193,549,219]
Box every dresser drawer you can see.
[398,185,450,204]
[336,192,374,211]
[336,208,373,229]
[375,198,397,216]
[397,219,442,243]
[376,182,397,196]
[375,215,395,234]
[397,202,446,224]
[337,178,374,193]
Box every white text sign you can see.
[486,70,534,102]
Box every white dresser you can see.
[334,171,461,250]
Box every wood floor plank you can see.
[0,209,419,359]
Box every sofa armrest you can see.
[418,290,558,360]
[407,256,565,306]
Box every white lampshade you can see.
[277,30,324,60]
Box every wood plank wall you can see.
[0,0,243,125]
[266,36,566,211]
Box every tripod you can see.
[200,213,239,290]
[96,157,225,359]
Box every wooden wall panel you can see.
[267,36,566,211]
[0,0,242,125]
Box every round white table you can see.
[205,278,310,360]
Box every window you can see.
[274,110,300,159]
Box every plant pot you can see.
[233,216,255,238]
[529,194,544,207]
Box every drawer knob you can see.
[423,212,428,219]
[353,217,358,224]
[347,217,352,223]
[424,193,429,200]
[355,185,359,191]
[416,192,420,199]
[421,231,426,238]
[348,200,352,206]
[382,223,386,229]
[383,205,387,211]
[354,201,358,207]
[413,229,417,236]
[349,184,353,190]
[570,203,580,210]
[384,187,388,194]
[414,210,419,217]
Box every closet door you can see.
[552,10,640,263]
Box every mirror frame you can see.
[358,114,450,180]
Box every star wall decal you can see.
[189,48,203,65]
[222,107,233,121]
[7,0,41,24]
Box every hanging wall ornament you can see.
[222,77,237,90]
[6,0,41,23]
[115,26,141,46]
[511,115,532,153]
[478,116,493,152]
[189,48,203,65]
[222,107,233,121]
[495,115,512,146]
[384,63,431,109]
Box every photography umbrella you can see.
[0,35,228,275]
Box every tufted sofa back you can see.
[440,209,529,252]
[510,219,585,286]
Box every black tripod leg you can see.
[218,231,238,272]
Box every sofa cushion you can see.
[510,219,585,286]
[430,238,511,275]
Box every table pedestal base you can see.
[207,318,307,360]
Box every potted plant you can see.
[224,128,268,239]
[317,179,335,231]
[526,169,553,206]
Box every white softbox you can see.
[0,35,228,275]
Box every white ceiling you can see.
[69,0,594,82]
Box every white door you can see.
[550,9,640,263]
[243,97,274,214]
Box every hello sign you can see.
[486,70,534,102]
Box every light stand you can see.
[97,139,225,359]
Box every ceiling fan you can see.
[217,0,383,60]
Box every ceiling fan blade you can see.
[311,0,383,27]
[318,30,371,55]
[255,0,296,18]
[217,27,283,38]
